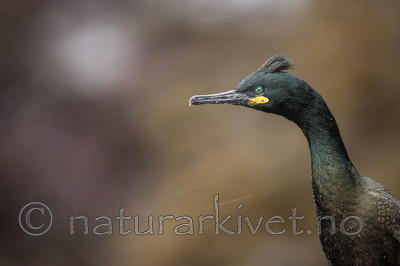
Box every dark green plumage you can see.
[189,55,400,265]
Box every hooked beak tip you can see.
[188,96,194,106]
[188,95,203,106]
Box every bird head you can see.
[189,55,318,123]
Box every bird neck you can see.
[293,94,361,196]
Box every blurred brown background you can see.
[1,0,399,265]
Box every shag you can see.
[189,55,400,265]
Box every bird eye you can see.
[254,86,265,94]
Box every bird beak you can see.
[189,90,249,106]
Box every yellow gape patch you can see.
[248,96,269,106]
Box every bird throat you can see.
[293,96,360,198]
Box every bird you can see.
[189,55,400,265]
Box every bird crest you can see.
[257,55,293,74]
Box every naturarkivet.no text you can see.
[69,194,363,236]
